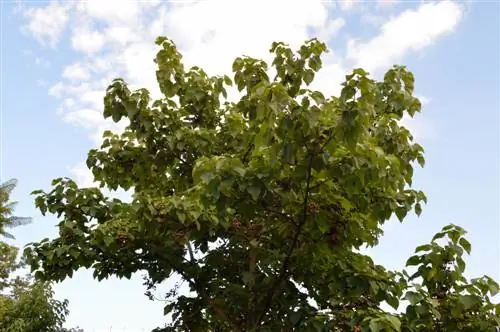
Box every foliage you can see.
[0,179,32,240]
[25,37,499,331]
[0,272,69,332]
[60,327,84,332]
[0,243,70,332]
[0,181,70,331]
[397,224,499,331]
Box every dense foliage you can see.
[25,37,499,331]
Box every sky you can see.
[0,0,499,330]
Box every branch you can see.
[163,255,242,331]
[187,242,195,262]
[253,153,314,328]
[242,142,255,163]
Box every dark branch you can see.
[253,152,314,328]
[163,255,243,331]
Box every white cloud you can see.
[62,62,90,80]
[24,0,461,176]
[339,0,358,11]
[71,26,106,54]
[400,114,436,141]
[22,0,463,151]
[48,82,64,98]
[316,18,346,42]
[76,0,143,24]
[22,1,70,47]
[104,25,138,46]
[63,109,103,129]
[63,98,76,109]
[362,13,385,27]
[347,0,464,74]
[23,0,350,147]
[68,163,96,188]
[79,90,105,110]
[377,0,399,7]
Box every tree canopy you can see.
[24,37,499,331]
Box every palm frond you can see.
[3,201,18,211]
[1,231,15,240]
[0,179,18,195]
[0,178,31,241]
[4,216,32,228]
[0,201,17,217]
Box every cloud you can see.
[361,13,386,27]
[22,1,70,48]
[22,0,350,145]
[22,0,462,175]
[377,0,399,7]
[71,26,106,55]
[339,0,358,11]
[62,62,90,80]
[68,163,96,188]
[347,0,464,74]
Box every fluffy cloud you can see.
[22,0,463,178]
[347,0,464,74]
[71,26,106,55]
[62,62,90,80]
[22,1,70,48]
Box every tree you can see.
[0,181,69,331]
[25,37,499,331]
[0,179,32,240]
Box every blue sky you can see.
[1,0,498,331]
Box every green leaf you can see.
[457,257,466,273]
[395,207,407,222]
[414,202,422,216]
[414,244,431,253]
[289,311,302,325]
[403,291,422,305]
[384,316,401,331]
[431,231,446,242]
[459,237,471,255]
[406,255,421,266]
[427,267,437,280]
[486,277,499,296]
[247,186,261,201]
[242,271,254,285]
[303,70,314,85]
[416,154,425,167]
[458,294,480,310]
[386,296,399,310]
[369,319,382,332]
